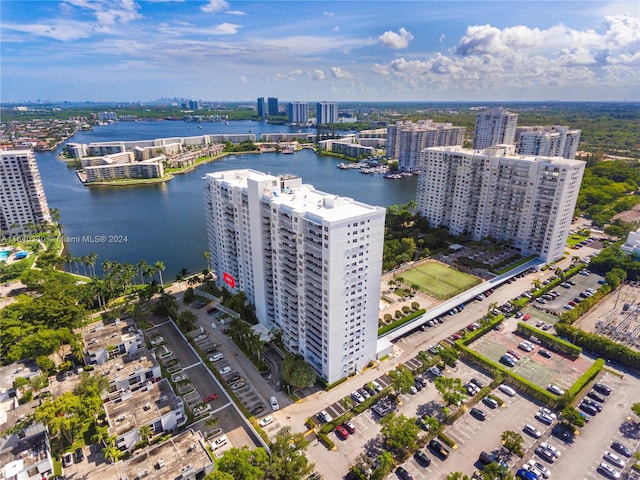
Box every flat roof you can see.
[120,429,213,480]
[82,319,141,354]
[106,379,182,437]
[94,349,157,383]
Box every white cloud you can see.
[330,66,354,79]
[309,69,325,80]
[2,20,95,41]
[323,11,334,17]
[226,10,246,16]
[274,70,303,81]
[201,0,229,13]
[332,26,340,33]
[210,23,240,35]
[239,75,247,84]
[64,0,141,25]
[378,27,414,49]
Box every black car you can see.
[579,402,598,416]
[396,466,414,480]
[415,376,428,387]
[535,446,555,463]
[363,384,376,396]
[470,378,485,388]
[583,398,603,412]
[429,439,450,458]
[74,447,84,463]
[611,441,632,457]
[587,390,605,403]
[470,407,486,420]
[250,404,265,415]
[594,383,612,396]
[414,450,431,467]
[552,424,575,442]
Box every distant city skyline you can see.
[1,1,639,103]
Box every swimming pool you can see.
[0,250,9,260]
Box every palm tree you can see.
[204,417,219,429]
[80,255,89,277]
[102,444,121,464]
[203,250,211,272]
[154,261,165,287]
[138,424,153,445]
[531,279,541,291]
[91,425,109,447]
[87,252,98,278]
[554,267,566,281]
[63,253,74,272]
[137,260,149,285]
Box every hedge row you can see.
[563,358,605,404]
[558,284,612,324]
[460,315,504,346]
[530,264,586,299]
[378,309,426,336]
[516,322,582,359]
[555,323,640,370]
[318,432,335,450]
[438,432,457,449]
[456,341,559,408]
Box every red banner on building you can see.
[223,272,235,288]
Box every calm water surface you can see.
[35,121,418,277]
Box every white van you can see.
[498,384,516,397]
[209,353,224,362]
[269,396,279,411]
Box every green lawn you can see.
[398,262,481,299]
[567,233,589,247]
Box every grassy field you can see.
[398,262,481,299]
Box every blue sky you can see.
[1,0,639,102]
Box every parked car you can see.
[587,390,605,403]
[603,451,626,468]
[547,384,565,395]
[540,442,560,458]
[371,380,383,392]
[535,446,555,463]
[526,460,551,478]
[351,391,365,403]
[414,450,431,467]
[318,410,332,423]
[269,396,280,411]
[74,447,84,463]
[470,407,486,420]
[594,383,612,396]
[428,439,449,458]
[483,396,499,409]
[498,384,516,396]
[335,424,349,439]
[597,462,621,479]
[516,468,537,480]
[259,416,274,427]
[395,466,414,480]
[219,366,232,375]
[611,441,632,457]
[538,349,551,358]
[62,452,73,468]
[535,411,555,425]
[579,402,598,416]
[523,424,542,438]
[204,393,219,402]
[212,435,228,449]
[209,353,224,362]
[343,421,356,434]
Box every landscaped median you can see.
[516,322,582,359]
[378,308,426,336]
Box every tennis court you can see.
[397,261,481,299]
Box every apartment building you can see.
[257,97,266,117]
[84,157,165,183]
[82,319,145,365]
[473,107,518,150]
[105,379,186,451]
[110,429,214,480]
[267,97,279,116]
[385,121,465,172]
[417,146,585,262]
[95,350,162,402]
[287,102,309,124]
[204,170,385,383]
[516,125,581,159]
[0,149,51,236]
[0,424,54,480]
[317,102,338,124]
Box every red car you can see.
[335,424,349,439]
[523,314,531,321]
[507,350,521,360]
[204,393,219,402]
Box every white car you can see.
[372,380,383,392]
[598,462,621,479]
[351,391,365,403]
[523,424,542,438]
[540,442,561,458]
[547,384,565,395]
[259,416,274,427]
[219,366,232,375]
[212,435,228,449]
[209,353,224,362]
[498,385,516,397]
[535,412,555,425]
[527,460,551,479]
[269,396,279,411]
[539,407,557,420]
[603,452,626,469]
[319,410,332,423]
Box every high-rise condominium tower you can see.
[516,125,581,159]
[267,97,279,116]
[316,102,338,124]
[0,150,51,236]
[472,107,518,150]
[257,97,266,117]
[287,102,309,124]
[204,170,385,383]
[386,120,466,172]
[416,146,585,262]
